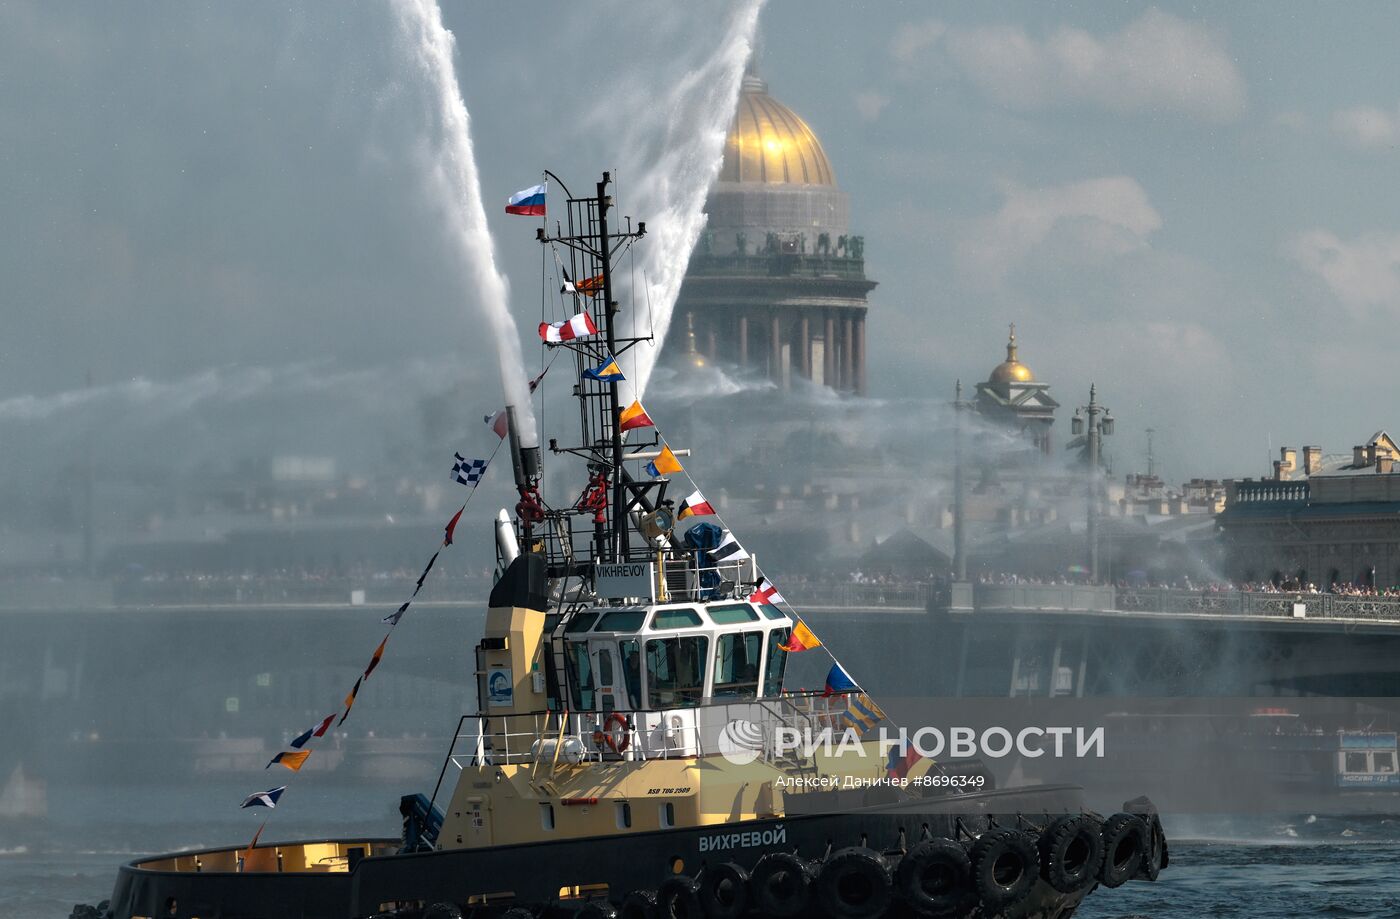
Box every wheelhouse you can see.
[559,599,792,714]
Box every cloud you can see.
[1332,104,1400,150]
[890,18,946,66]
[895,8,1246,122]
[959,176,1162,285]
[854,90,890,122]
[1288,229,1400,312]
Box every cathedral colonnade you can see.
[689,307,868,394]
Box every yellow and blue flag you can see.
[646,444,683,477]
[841,693,885,735]
[583,355,625,383]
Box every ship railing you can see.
[428,691,870,805]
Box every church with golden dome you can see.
[669,67,875,394]
[975,325,1059,456]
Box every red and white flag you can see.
[539,312,598,343]
[748,578,785,606]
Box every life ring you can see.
[894,838,976,917]
[1097,813,1147,888]
[750,852,814,918]
[817,847,892,919]
[698,861,750,919]
[1038,814,1104,894]
[601,712,630,753]
[656,875,703,919]
[969,828,1037,911]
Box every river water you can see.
[6,795,1400,919]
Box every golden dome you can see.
[989,325,1034,384]
[718,73,836,186]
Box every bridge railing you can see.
[785,582,930,609]
[1114,588,1400,623]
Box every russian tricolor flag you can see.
[506,183,546,216]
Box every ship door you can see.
[590,642,621,712]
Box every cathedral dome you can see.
[718,73,836,187]
[989,326,1034,384]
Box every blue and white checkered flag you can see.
[451,453,488,487]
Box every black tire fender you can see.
[1039,814,1105,894]
[577,900,620,919]
[698,861,749,919]
[969,828,1038,911]
[1140,814,1167,882]
[893,838,977,918]
[749,851,814,918]
[619,889,658,919]
[1098,813,1148,889]
[656,874,703,919]
[816,846,893,919]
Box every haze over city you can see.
[6,1,1400,499]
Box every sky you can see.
[4,0,1400,493]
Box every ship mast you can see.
[538,172,652,574]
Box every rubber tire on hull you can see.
[970,828,1038,912]
[419,905,464,919]
[894,838,977,918]
[698,862,750,919]
[657,875,703,919]
[749,852,815,918]
[578,901,620,919]
[1039,815,1105,894]
[817,847,893,919]
[1140,814,1166,882]
[620,890,658,919]
[1098,813,1148,889]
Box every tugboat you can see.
[99,173,1167,919]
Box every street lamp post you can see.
[1071,384,1114,583]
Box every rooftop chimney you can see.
[1279,447,1297,480]
[1303,446,1322,476]
[1379,455,1395,474]
[1354,445,1368,468]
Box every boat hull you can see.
[107,784,1160,919]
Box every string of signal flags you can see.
[235,413,523,851]
[536,318,872,712]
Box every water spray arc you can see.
[614,0,766,396]
[392,0,539,447]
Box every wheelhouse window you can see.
[713,631,764,698]
[650,608,704,629]
[565,612,599,634]
[597,610,647,632]
[618,639,642,710]
[709,603,760,625]
[645,635,709,708]
[763,628,790,698]
[564,642,595,711]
